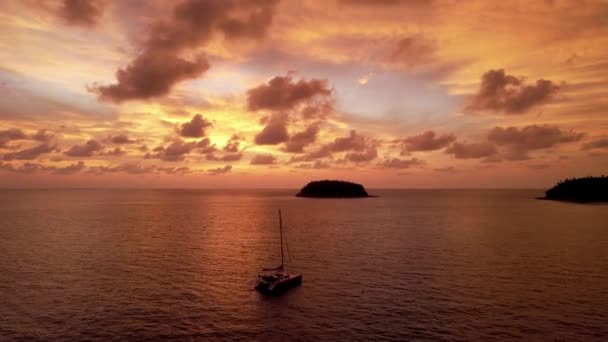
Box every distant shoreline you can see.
[537,196,608,204]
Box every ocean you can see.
[1,189,607,341]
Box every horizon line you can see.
[0,187,547,190]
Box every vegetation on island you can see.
[542,176,608,203]
[296,180,371,198]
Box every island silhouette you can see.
[296,180,371,198]
[540,176,608,203]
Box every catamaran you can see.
[255,209,302,294]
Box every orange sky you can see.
[0,0,607,188]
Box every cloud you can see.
[254,113,289,145]
[346,148,377,162]
[249,74,334,149]
[53,161,85,175]
[207,165,232,175]
[488,125,584,160]
[330,130,368,152]
[527,163,550,170]
[64,140,103,157]
[466,69,560,114]
[0,161,38,174]
[247,75,332,111]
[223,135,241,152]
[94,0,278,102]
[0,129,27,147]
[289,147,332,162]
[156,166,193,175]
[32,129,55,142]
[250,153,277,165]
[388,34,437,68]
[2,143,57,161]
[295,160,330,169]
[434,166,458,173]
[299,101,333,120]
[145,138,212,162]
[206,152,243,161]
[284,123,320,153]
[88,163,156,175]
[583,137,608,150]
[99,147,126,156]
[0,68,116,121]
[179,113,212,137]
[445,142,497,159]
[58,0,106,27]
[341,0,433,6]
[87,162,198,175]
[109,134,135,144]
[378,157,422,168]
[400,130,455,152]
[289,130,376,162]
[95,53,210,102]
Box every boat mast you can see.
[279,209,284,271]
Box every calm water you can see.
[1,189,607,341]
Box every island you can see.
[540,176,608,203]
[296,180,371,198]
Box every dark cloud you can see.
[179,113,212,137]
[249,74,334,150]
[109,134,135,144]
[58,0,106,27]
[346,148,378,162]
[330,130,368,152]
[289,130,376,163]
[284,123,320,153]
[207,165,232,175]
[64,140,103,157]
[100,147,126,156]
[88,163,195,175]
[254,113,289,145]
[445,142,497,159]
[88,163,156,175]
[247,75,332,111]
[206,152,243,161]
[378,157,422,168]
[32,129,55,142]
[0,161,45,173]
[389,34,437,67]
[299,101,333,120]
[223,135,241,152]
[94,0,278,102]
[434,166,458,173]
[156,166,193,175]
[145,138,212,162]
[295,160,330,169]
[488,125,583,160]
[466,69,560,114]
[95,53,209,102]
[400,130,455,152]
[250,153,277,165]
[341,0,433,6]
[0,128,27,147]
[53,161,85,175]
[527,164,550,170]
[2,142,56,161]
[289,147,332,162]
[583,138,608,150]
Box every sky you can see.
[0,0,607,188]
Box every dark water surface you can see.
[1,189,607,341]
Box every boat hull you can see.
[256,274,302,295]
